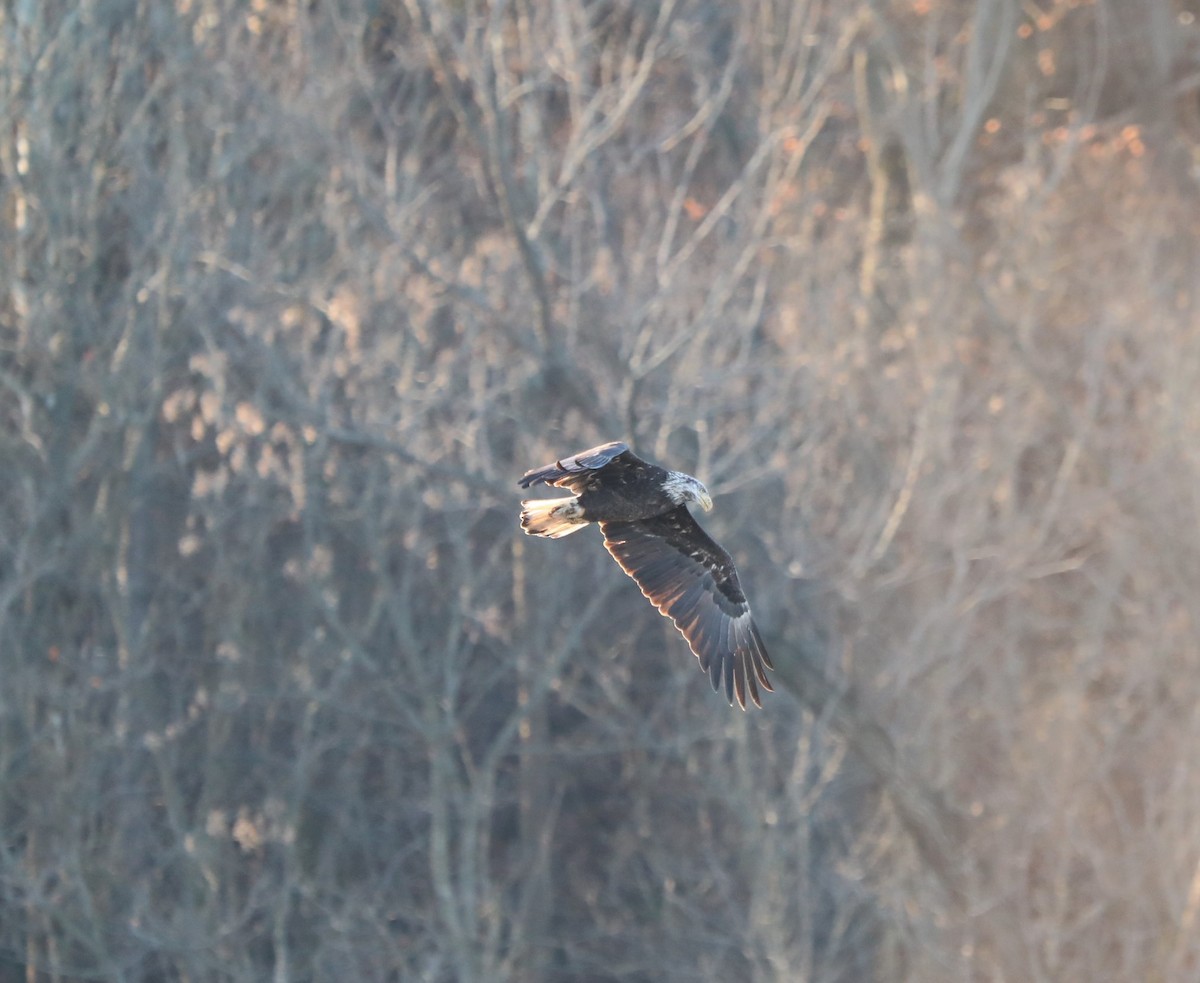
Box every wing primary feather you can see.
[748,623,774,688]
[707,644,723,692]
[722,644,735,706]
[712,612,728,695]
[732,629,747,710]
[711,627,730,683]
[732,617,763,707]
[744,652,763,708]
[751,621,775,671]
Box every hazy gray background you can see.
[3,0,1200,979]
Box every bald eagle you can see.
[518,441,773,709]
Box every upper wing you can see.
[518,441,631,490]
[600,507,774,709]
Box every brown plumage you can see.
[518,441,773,709]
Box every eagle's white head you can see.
[665,471,713,513]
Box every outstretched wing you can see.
[600,507,774,709]
[518,441,631,490]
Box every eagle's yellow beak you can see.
[699,491,713,512]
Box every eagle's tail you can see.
[520,497,588,538]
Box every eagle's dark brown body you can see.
[518,441,773,709]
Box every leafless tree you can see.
[2,0,1200,980]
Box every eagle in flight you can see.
[518,441,773,709]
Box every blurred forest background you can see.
[3,0,1200,980]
